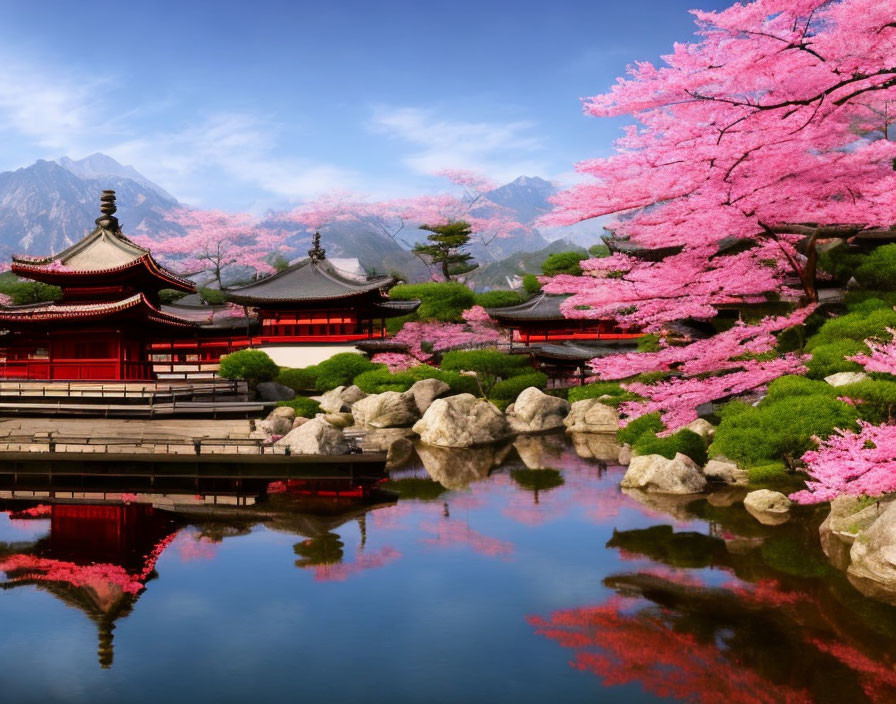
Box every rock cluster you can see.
[562,399,619,433]
[413,393,511,448]
[506,387,570,433]
[620,453,707,494]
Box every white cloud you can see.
[368,106,548,183]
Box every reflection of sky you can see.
[0,438,892,703]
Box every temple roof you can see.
[486,294,569,321]
[0,293,197,328]
[11,191,194,293]
[528,340,639,361]
[226,235,394,305]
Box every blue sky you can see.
[0,0,730,212]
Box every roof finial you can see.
[308,231,326,263]
[96,190,119,231]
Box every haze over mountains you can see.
[0,154,596,285]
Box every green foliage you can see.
[541,251,587,276]
[313,353,380,391]
[637,333,662,352]
[807,307,896,350]
[837,379,896,424]
[158,288,188,304]
[854,244,896,290]
[761,535,833,578]
[276,366,320,393]
[218,349,279,385]
[568,381,640,407]
[0,280,62,304]
[633,429,708,466]
[522,273,542,296]
[763,375,837,402]
[843,290,896,311]
[588,244,610,258]
[818,245,863,284]
[806,339,867,378]
[489,372,548,404]
[473,290,525,308]
[388,282,475,322]
[275,396,321,418]
[617,412,665,446]
[199,287,228,305]
[746,461,790,485]
[440,349,532,396]
[353,364,479,395]
[709,391,860,467]
[412,220,478,280]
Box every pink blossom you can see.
[848,328,896,375]
[370,352,417,372]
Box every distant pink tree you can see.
[135,208,286,289]
[791,422,896,504]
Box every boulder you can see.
[403,378,450,415]
[570,432,622,463]
[684,418,715,441]
[319,385,367,413]
[416,441,513,489]
[513,433,566,470]
[703,458,748,484]
[743,489,791,525]
[274,418,349,455]
[820,495,894,571]
[848,500,896,604]
[292,416,310,429]
[260,406,296,436]
[620,453,707,494]
[362,428,416,468]
[321,412,355,428]
[352,391,419,428]
[563,399,619,433]
[506,387,570,433]
[824,371,869,387]
[412,393,511,448]
[255,382,296,402]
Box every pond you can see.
[0,433,895,703]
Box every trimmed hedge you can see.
[541,251,587,276]
[617,413,665,446]
[633,428,708,466]
[313,353,380,391]
[473,290,525,308]
[275,396,321,418]
[568,381,641,408]
[353,365,479,395]
[806,339,867,379]
[276,366,319,393]
[522,274,542,295]
[388,282,475,322]
[440,349,532,396]
[218,349,279,385]
[489,372,548,404]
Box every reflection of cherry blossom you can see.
[174,531,219,563]
[311,547,402,582]
[812,639,896,704]
[420,519,513,558]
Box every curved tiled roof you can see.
[226,258,393,305]
[0,293,196,328]
[486,294,569,321]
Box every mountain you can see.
[0,158,179,258]
[58,153,177,202]
[466,238,587,291]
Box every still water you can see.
[1,433,895,703]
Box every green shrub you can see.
[314,353,380,391]
[218,349,279,385]
[388,282,475,322]
[837,379,896,424]
[588,244,610,258]
[818,245,863,284]
[199,287,228,305]
[0,281,62,304]
[489,372,548,404]
[763,375,837,402]
[806,339,867,379]
[633,429,708,466]
[637,334,662,353]
[158,288,188,304]
[522,274,542,295]
[747,461,790,485]
[617,412,665,446]
[275,396,321,418]
[854,244,896,290]
[353,365,479,395]
[473,290,525,308]
[844,291,896,311]
[440,349,532,396]
[276,366,320,392]
[541,251,587,276]
[709,395,859,467]
[807,308,896,350]
[385,313,415,335]
[568,381,641,407]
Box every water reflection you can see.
[1,435,896,702]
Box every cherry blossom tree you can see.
[544,0,896,317]
[391,305,505,362]
[135,208,286,289]
[849,328,896,375]
[791,421,896,504]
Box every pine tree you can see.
[413,220,478,281]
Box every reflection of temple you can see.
[0,503,178,667]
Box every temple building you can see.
[0,191,197,380]
[487,293,640,346]
[223,233,418,367]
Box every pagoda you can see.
[0,191,197,380]
[224,232,417,366]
